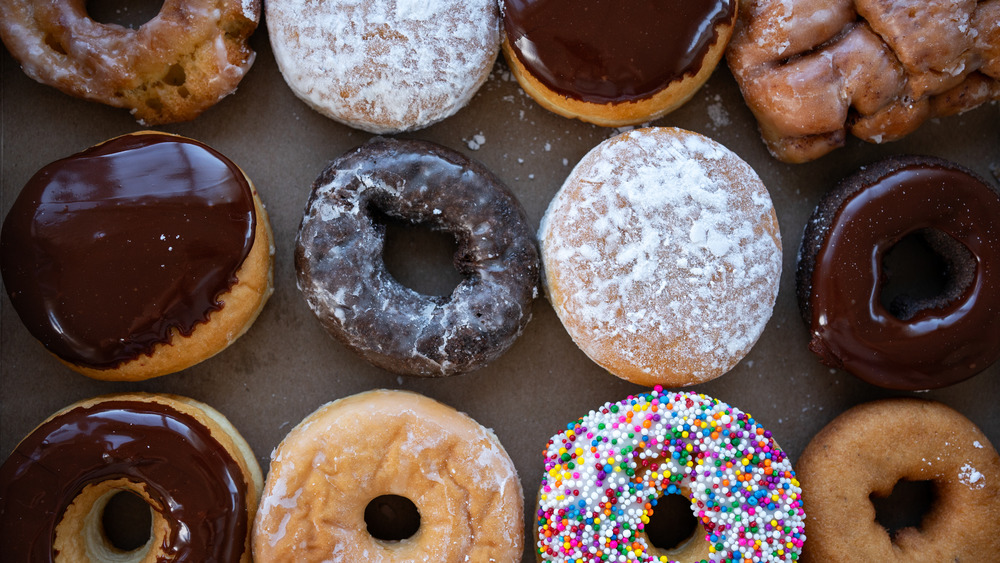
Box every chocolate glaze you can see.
[0,134,256,369]
[502,0,735,103]
[801,156,1000,390]
[0,398,250,561]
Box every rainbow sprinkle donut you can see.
[536,388,805,562]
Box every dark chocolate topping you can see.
[502,0,735,103]
[807,159,1000,390]
[0,398,251,561]
[0,134,256,369]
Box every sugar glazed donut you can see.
[796,399,1000,562]
[0,393,263,562]
[727,0,1000,162]
[295,137,539,376]
[536,388,806,562]
[0,132,274,381]
[501,0,736,126]
[0,0,260,125]
[267,0,499,133]
[797,155,1000,390]
[539,127,781,387]
[253,389,524,562]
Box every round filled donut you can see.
[295,137,539,377]
[796,398,1000,562]
[0,0,260,125]
[501,0,737,127]
[266,0,499,133]
[536,388,806,562]
[539,127,781,387]
[797,155,1000,390]
[0,131,274,381]
[252,389,524,562]
[0,392,263,562]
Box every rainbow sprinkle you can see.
[536,388,805,562]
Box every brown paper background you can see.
[2,12,998,561]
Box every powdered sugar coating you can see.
[266,0,500,133]
[539,127,781,386]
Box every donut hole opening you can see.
[375,207,464,297]
[643,493,700,553]
[86,0,165,29]
[879,228,975,320]
[101,490,154,552]
[364,494,421,542]
[871,479,934,540]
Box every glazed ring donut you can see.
[252,389,524,562]
[0,393,263,562]
[797,155,1000,390]
[0,131,274,381]
[536,388,806,562]
[727,0,1000,162]
[0,0,260,125]
[295,137,539,376]
[796,399,1000,562]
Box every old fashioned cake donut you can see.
[501,0,737,127]
[536,388,806,562]
[797,155,1000,390]
[0,0,260,125]
[267,0,499,133]
[0,131,274,381]
[295,137,539,377]
[727,0,1000,162]
[539,127,781,387]
[796,399,1000,562]
[252,389,524,562]
[0,393,263,562]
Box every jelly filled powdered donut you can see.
[501,0,736,126]
[797,155,1000,390]
[0,393,263,562]
[295,137,539,377]
[0,0,260,125]
[0,131,274,381]
[796,399,1000,562]
[253,389,524,562]
[536,388,806,562]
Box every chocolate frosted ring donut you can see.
[295,138,539,376]
[797,155,1000,390]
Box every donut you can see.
[727,0,1000,162]
[535,388,806,562]
[0,131,274,381]
[0,393,263,562]
[796,398,1000,562]
[500,0,737,127]
[796,155,1000,390]
[0,0,260,125]
[295,137,539,377]
[539,127,782,387]
[266,0,499,133]
[252,389,524,562]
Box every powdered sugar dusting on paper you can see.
[540,128,781,382]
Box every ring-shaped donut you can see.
[797,155,1000,390]
[796,398,1000,562]
[0,0,260,124]
[295,137,539,376]
[536,388,806,562]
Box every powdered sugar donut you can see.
[266,0,499,133]
[539,127,782,387]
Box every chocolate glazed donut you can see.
[797,155,1000,390]
[295,138,539,376]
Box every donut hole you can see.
[101,490,153,551]
[86,0,164,29]
[879,228,975,320]
[643,493,700,553]
[871,479,935,539]
[364,494,421,542]
[375,207,464,297]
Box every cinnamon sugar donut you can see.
[0,0,260,125]
[539,127,782,386]
[727,0,1000,163]
[796,399,1000,562]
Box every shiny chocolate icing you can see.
[502,0,735,103]
[0,134,256,369]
